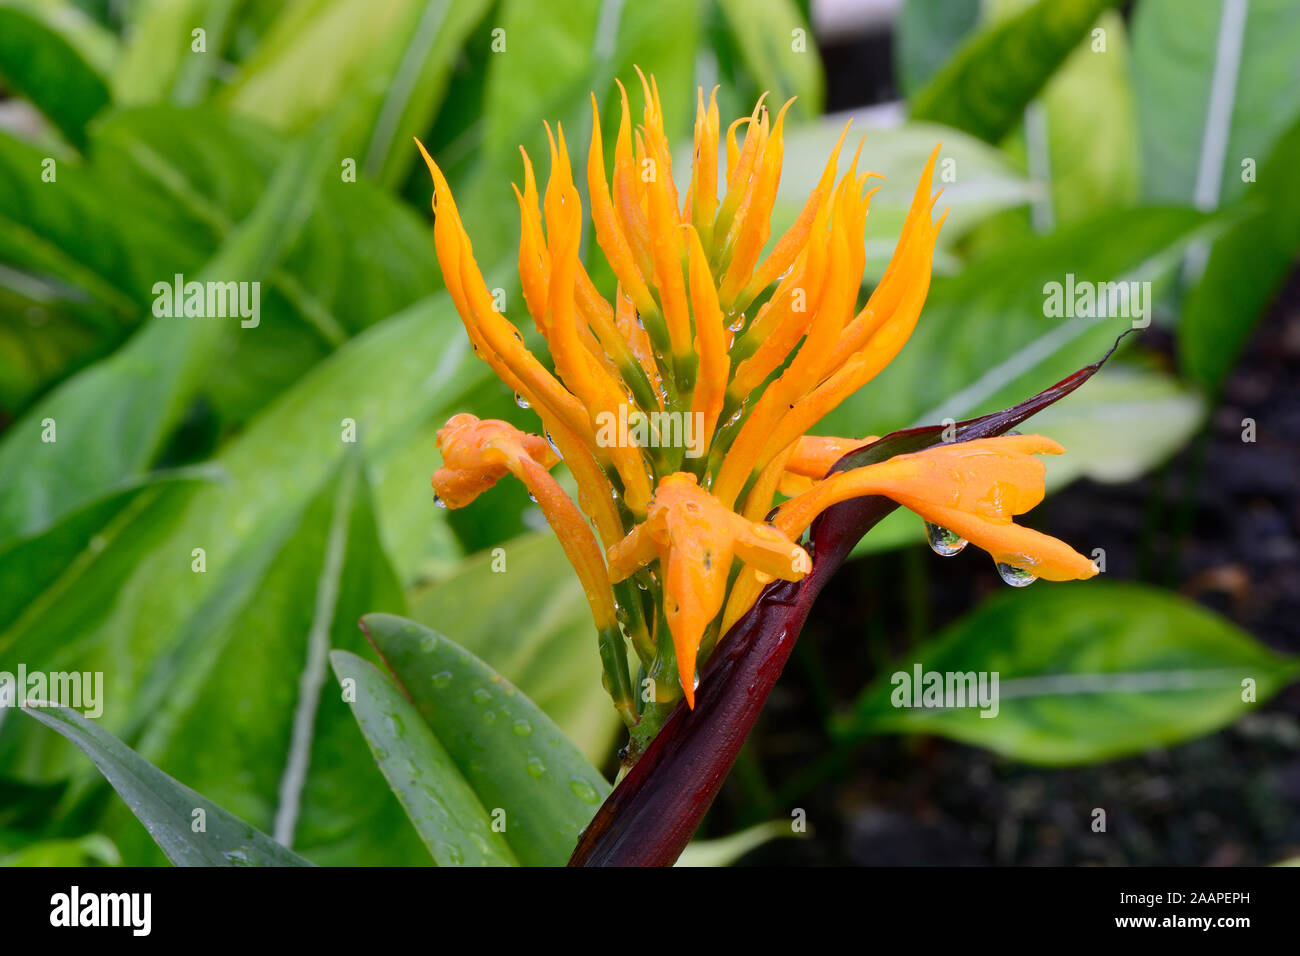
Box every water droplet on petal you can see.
[433,494,447,509]
[996,562,1037,587]
[544,431,562,458]
[925,522,968,556]
[515,392,531,409]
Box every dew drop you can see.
[525,757,547,778]
[420,632,440,653]
[515,392,531,409]
[569,778,601,804]
[925,522,968,556]
[544,431,562,459]
[471,688,492,705]
[512,719,533,737]
[996,562,1038,587]
[431,670,453,688]
[433,494,447,509]
[435,842,464,866]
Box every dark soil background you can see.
[702,26,1300,866]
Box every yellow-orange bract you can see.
[421,71,1097,719]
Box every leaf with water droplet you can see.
[20,705,314,867]
[360,613,611,866]
[329,650,518,866]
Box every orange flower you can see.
[418,74,1097,729]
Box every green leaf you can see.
[1132,0,1300,207]
[361,612,611,866]
[895,0,982,96]
[407,533,623,763]
[839,582,1300,765]
[715,0,824,118]
[91,105,441,422]
[0,3,111,147]
[0,465,220,624]
[21,705,313,866]
[113,0,236,106]
[1034,10,1138,225]
[820,206,1213,440]
[0,123,329,542]
[675,820,792,867]
[329,650,518,866]
[465,0,701,265]
[0,833,120,867]
[87,454,429,866]
[223,0,490,186]
[0,294,485,781]
[1180,115,1300,389]
[910,0,1120,144]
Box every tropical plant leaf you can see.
[81,454,429,866]
[675,820,793,867]
[715,0,824,118]
[0,123,329,542]
[0,3,112,147]
[21,705,313,866]
[895,0,982,95]
[330,650,518,866]
[1132,0,1300,207]
[361,612,611,866]
[910,0,1120,144]
[0,293,487,784]
[1180,115,1300,389]
[406,533,623,762]
[839,582,1299,764]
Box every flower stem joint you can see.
[420,70,1098,732]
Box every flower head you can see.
[418,73,1098,723]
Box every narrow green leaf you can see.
[408,533,623,762]
[1180,115,1300,389]
[21,705,313,866]
[910,0,1119,143]
[716,0,824,118]
[839,582,1300,765]
[329,650,518,866]
[362,612,611,867]
[675,821,792,867]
